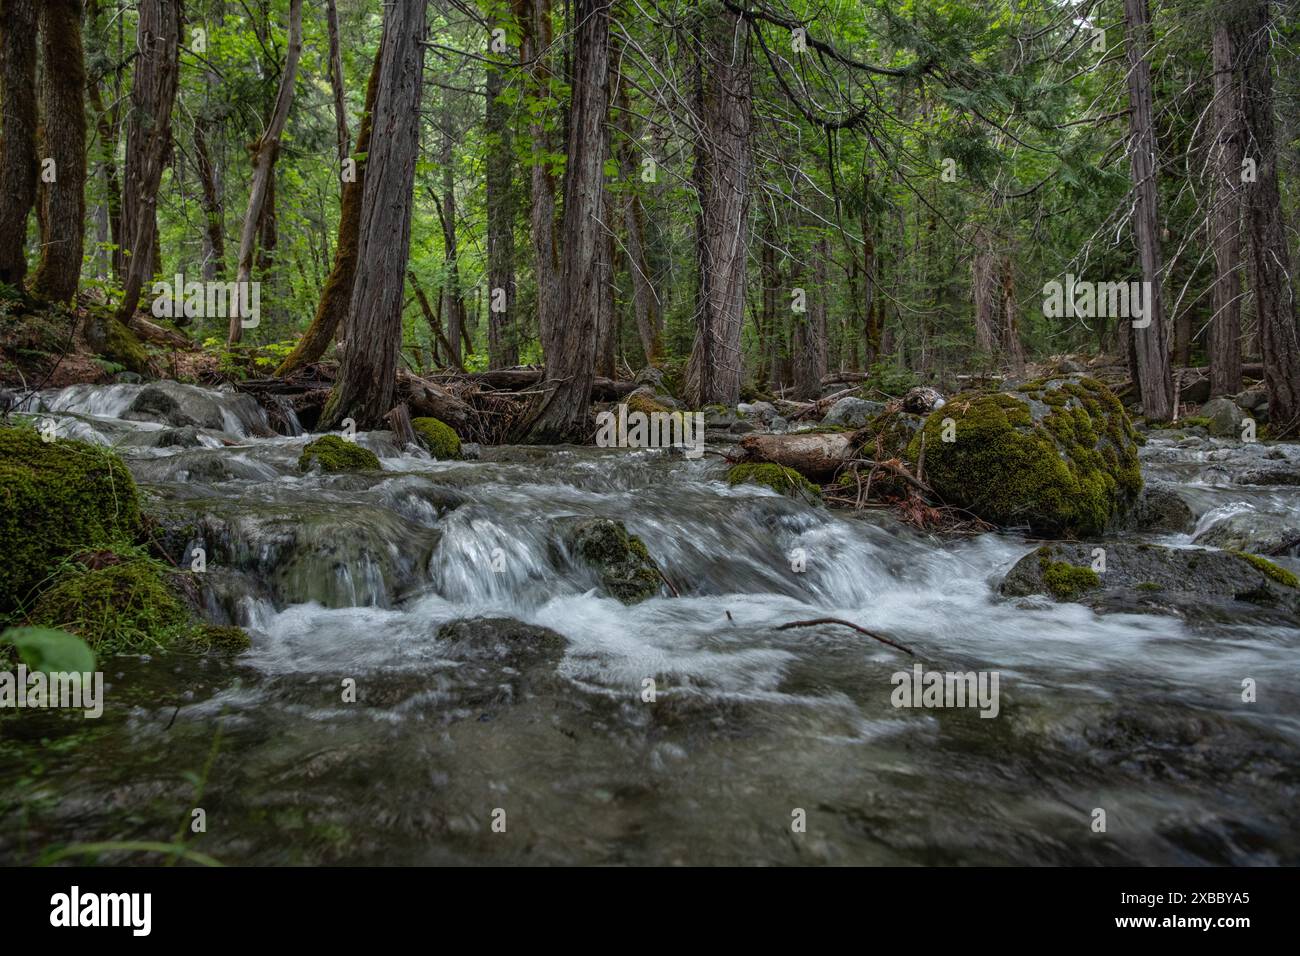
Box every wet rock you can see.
[1001,542,1300,616]
[738,400,777,423]
[436,617,569,668]
[703,405,740,429]
[823,396,885,428]
[913,378,1142,536]
[1234,464,1300,486]
[901,386,945,415]
[1199,397,1245,437]
[154,426,205,449]
[562,517,662,604]
[124,381,271,437]
[1127,483,1195,533]
[1195,512,1300,556]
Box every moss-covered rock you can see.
[1231,551,1300,589]
[910,378,1141,536]
[727,463,822,501]
[566,518,662,604]
[0,427,143,615]
[186,623,252,654]
[298,435,380,472]
[30,554,193,655]
[104,317,151,375]
[625,388,671,417]
[411,416,461,459]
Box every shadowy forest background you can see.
[1,0,1299,440]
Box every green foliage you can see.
[0,626,95,674]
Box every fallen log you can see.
[731,430,862,479]
[398,370,476,433]
[132,316,194,350]
[425,367,637,402]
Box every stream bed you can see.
[2,382,1298,865]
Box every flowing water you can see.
[2,383,1298,865]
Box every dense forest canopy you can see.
[0,0,1298,436]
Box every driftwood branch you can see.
[776,617,914,656]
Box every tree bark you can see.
[685,10,752,407]
[792,238,828,399]
[437,87,466,369]
[30,0,87,302]
[514,0,609,442]
[116,0,181,324]
[273,45,383,377]
[614,73,661,367]
[1209,18,1244,398]
[326,0,349,177]
[193,111,225,281]
[319,0,428,430]
[485,43,517,369]
[229,0,302,343]
[514,0,559,362]
[1236,0,1300,431]
[1122,0,1173,421]
[0,0,38,286]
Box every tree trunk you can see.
[116,0,181,324]
[193,112,225,281]
[409,270,452,365]
[30,0,86,302]
[1236,0,1300,431]
[485,44,517,369]
[793,238,828,399]
[971,227,998,354]
[326,0,349,177]
[273,45,383,377]
[438,88,466,369]
[614,66,661,367]
[1122,0,1173,421]
[229,0,302,343]
[999,255,1025,374]
[319,0,427,430]
[515,0,560,362]
[514,0,609,443]
[594,184,617,379]
[1209,18,1243,398]
[0,0,38,286]
[685,10,752,407]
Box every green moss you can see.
[908,381,1141,536]
[104,317,150,375]
[1042,560,1101,601]
[410,417,462,459]
[625,392,670,416]
[1176,416,1212,429]
[1136,581,1163,592]
[727,463,822,501]
[30,554,193,655]
[1230,551,1300,589]
[570,518,662,604]
[0,427,144,615]
[186,624,252,654]
[298,435,381,472]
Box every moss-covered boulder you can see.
[565,518,662,604]
[30,554,194,654]
[411,417,461,459]
[104,317,151,375]
[298,435,381,472]
[727,463,822,502]
[1001,541,1300,618]
[0,427,143,615]
[910,378,1141,536]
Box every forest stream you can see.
[1,380,1297,866]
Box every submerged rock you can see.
[1001,542,1300,616]
[563,517,662,604]
[911,378,1142,537]
[124,380,271,437]
[0,426,144,614]
[299,435,381,473]
[436,617,569,668]
[1195,512,1300,557]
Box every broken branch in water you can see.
[776,617,914,656]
